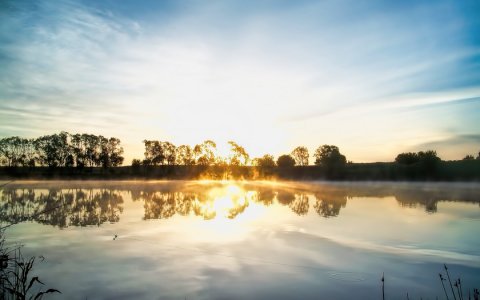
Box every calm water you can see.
[1,180,479,299]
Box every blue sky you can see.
[0,0,479,162]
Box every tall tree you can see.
[99,137,124,167]
[291,146,309,166]
[143,140,164,166]
[176,145,194,165]
[195,140,217,166]
[107,138,124,167]
[82,134,101,167]
[162,141,176,165]
[228,141,249,166]
[0,137,38,167]
[34,132,71,167]
[71,133,86,168]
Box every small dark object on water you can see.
[113,234,118,240]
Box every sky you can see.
[0,0,479,163]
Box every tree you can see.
[254,154,275,177]
[176,145,194,165]
[227,141,249,166]
[107,137,124,167]
[313,145,346,166]
[71,133,86,168]
[313,145,347,178]
[161,141,176,165]
[131,159,141,172]
[395,152,419,165]
[417,150,441,170]
[99,137,124,167]
[0,137,36,167]
[394,150,441,178]
[131,159,141,167]
[257,154,276,168]
[34,132,71,167]
[143,140,164,166]
[463,155,474,160]
[291,146,309,166]
[277,154,295,168]
[195,140,217,166]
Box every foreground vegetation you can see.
[1,132,479,180]
[0,228,60,299]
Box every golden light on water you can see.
[190,183,268,241]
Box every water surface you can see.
[1,180,479,299]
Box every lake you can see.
[1,180,479,299]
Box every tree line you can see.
[0,132,124,168]
[133,140,348,169]
[1,132,479,171]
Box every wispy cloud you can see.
[0,0,479,161]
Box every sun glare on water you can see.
[191,183,268,242]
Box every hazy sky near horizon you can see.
[1,0,479,163]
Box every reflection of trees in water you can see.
[136,191,197,219]
[288,194,309,216]
[313,193,347,217]
[0,188,123,228]
[277,190,295,205]
[0,189,37,225]
[275,190,310,215]
[135,188,348,219]
[2,183,479,225]
[226,193,250,219]
[68,189,124,226]
[141,192,195,220]
[254,187,275,206]
[138,190,251,220]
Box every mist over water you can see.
[2,180,480,299]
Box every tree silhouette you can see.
[162,142,177,165]
[291,146,309,166]
[131,159,141,169]
[256,154,275,168]
[143,140,164,166]
[313,145,346,166]
[0,137,36,167]
[395,152,419,165]
[277,154,295,168]
[195,140,217,166]
[34,132,72,167]
[176,145,194,165]
[228,141,249,166]
[394,150,441,177]
[99,137,124,168]
[313,145,347,178]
